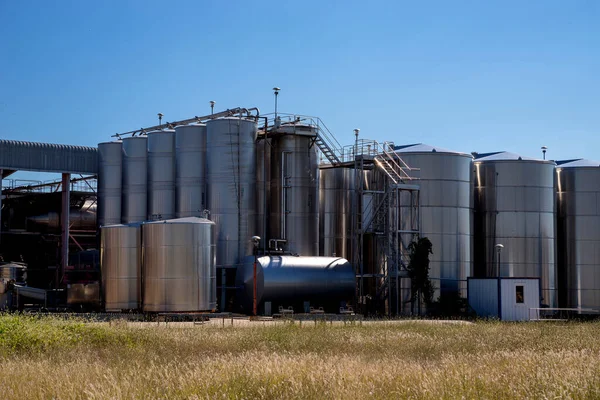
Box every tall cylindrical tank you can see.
[256,136,271,250]
[175,124,207,218]
[121,136,148,223]
[319,166,355,260]
[395,144,473,298]
[142,217,216,312]
[147,130,176,221]
[206,118,258,268]
[474,152,556,307]
[556,159,600,310]
[100,223,141,311]
[235,255,355,314]
[269,125,319,256]
[97,141,122,226]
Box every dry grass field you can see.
[1,315,599,399]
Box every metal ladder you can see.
[314,134,341,164]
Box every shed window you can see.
[516,285,524,304]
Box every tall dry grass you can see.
[1,314,599,399]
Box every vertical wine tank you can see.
[97,141,122,227]
[121,136,147,223]
[269,124,319,256]
[556,159,600,310]
[206,117,258,268]
[100,223,141,310]
[473,152,557,307]
[175,124,207,218]
[394,143,473,298]
[147,130,176,221]
[142,217,216,312]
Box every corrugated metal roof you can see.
[0,139,98,174]
[556,159,600,168]
[394,143,471,156]
[474,151,549,163]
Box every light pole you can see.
[157,113,163,126]
[273,87,280,120]
[541,146,548,160]
[495,244,504,277]
[251,235,261,316]
[210,100,215,115]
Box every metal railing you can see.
[2,176,97,194]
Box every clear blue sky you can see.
[1,0,598,180]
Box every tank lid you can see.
[101,222,141,229]
[394,143,471,156]
[143,217,214,225]
[474,151,553,163]
[174,123,206,129]
[122,135,147,140]
[147,129,175,134]
[556,158,600,168]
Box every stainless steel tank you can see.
[100,223,141,311]
[269,124,319,256]
[121,136,148,223]
[256,136,271,250]
[142,217,216,312]
[206,118,258,268]
[319,166,355,260]
[175,124,207,218]
[395,144,473,299]
[97,141,122,226]
[235,255,355,313]
[147,130,175,221]
[474,152,556,307]
[556,159,600,310]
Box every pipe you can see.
[60,173,70,289]
[0,169,2,246]
[262,116,268,253]
[280,151,292,240]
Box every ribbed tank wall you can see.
[270,128,319,256]
[175,124,206,218]
[319,167,355,260]
[97,142,122,226]
[147,130,175,220]
[100,223,141,310]
[206,118,258,268]
[556,161,600,309]
[474,159,557,307]
[395,150,473,298]
[142,218,216,312]
[256,137,271,250]
[121,136,147,223]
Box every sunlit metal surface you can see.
[100,223,141,310]
[474,152,557,307]
[395,144,473,298]
[175,124,206,218]
[147,130,176,221]
[556,159,600,309]
[121,136,147,223]
[269,125,319,256]
[97,141,122,226]
[142,217,216,312]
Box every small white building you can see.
[468,278,540,321]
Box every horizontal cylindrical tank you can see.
[474,152,556,307]
[27,209,96,231]
[142,217,216,312]
[395,143,473,298]
[147,130,176,221]
[121,136,148,223]
[206,118,258,268]
[235,255,355,313]
[175,124,207,218]
[97,141,122,226]
[100,223,141,311]
[556,159,600,310]
[269,125,319,256]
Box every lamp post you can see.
[495,244,504,277]
[541,146,548,160]
[273,87,280,120]
[210,101,215,115]
[251,236,261,316]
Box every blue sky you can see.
[1,0,598,182]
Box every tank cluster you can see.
[98,117,354,313]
